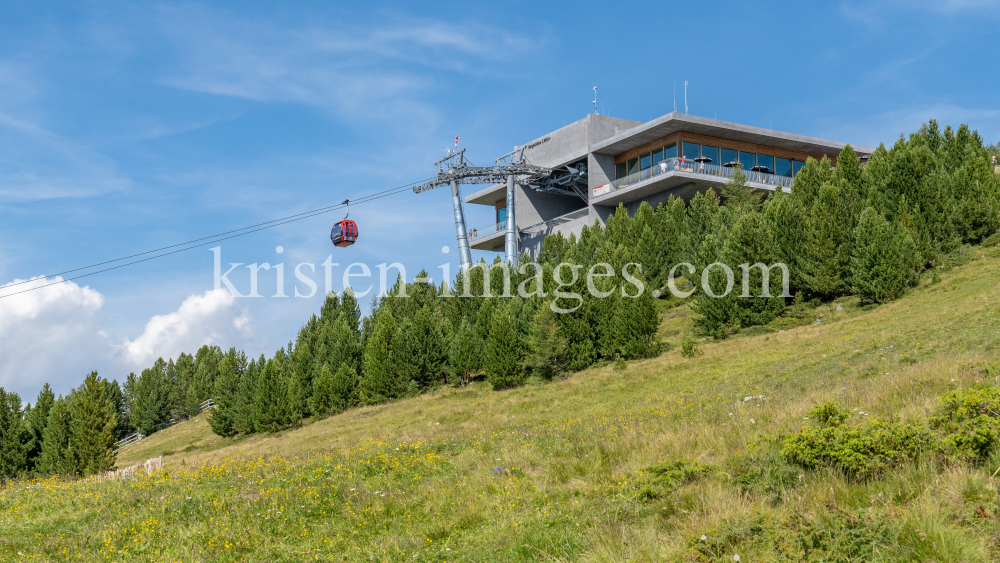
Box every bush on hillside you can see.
[638,458,716,500]
[781,418,933,481]
[806,402,849,427]
[930,385,1000,461]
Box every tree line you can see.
[2,120,998,479]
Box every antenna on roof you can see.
[673,82,676,113]
[593,86,598,114]
[684,81,689,115]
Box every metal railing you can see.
[469,221,507,241]
[113,432,145,451]
[611,158,794,191]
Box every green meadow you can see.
[4,243,1000,562]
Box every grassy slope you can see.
[5,246,1000,562]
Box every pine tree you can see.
[288,321,317,419]
[37,396,75,475]
[309,364,337,416]
[763,192,808,293]
[254,353,290,433]
[186,346,221,416]
[524,301,568,379]
[720,211,786,328]
[850,207,919,303]
[685,190,719,268]
[24,383,55,472]
[358,308,402,404]
[395,305,448,390]
[131,359,171,436]
[234,355,264,434]
[799,181,851,298]
[692,263,735,339]
[483,304,524,390]
[208,352,242,437]
[0,388,28,478]
[103,379,127,440]
[448,319,480,386]
[70,372,118,476]
[721,165,763,214]
[310,363,357,416]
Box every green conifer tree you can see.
[799,181,851,298]
[208,352,242,437]
[253,353,290,433]
[483,304,524,390]
[721,165,763,215]
[358,309,402,404]
[234,355,264,434]
[0,388,28,478]
[37,396,75,475]
[70,372,118,476]
[448,319,480,386]
[850,207,919,303]
[130,360,171,436]
[720,211,786,328]
[395,305,449,390]
[24,383,55,472]
[309,364,337,416]
[524,301,568,379]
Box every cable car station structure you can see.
[417,112,874,270]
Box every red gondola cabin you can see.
[331,219,358,247]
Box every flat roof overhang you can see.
[465,183,506,206]
[591,170,786,208]
[589,112,875,158]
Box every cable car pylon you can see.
[414,147,551,270]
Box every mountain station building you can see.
[463,112,874,258]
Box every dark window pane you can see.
[701,145,719,165]
[497,207,507,224]
[775,157,792,177]
[721,148,738,166]
[651,149,663,166]
[640,153,651,170]
[792,160,805,176]
[738,151,755,170]
[616,162,627,179]
[682,142,700,159]
[664,143,678,159]
[627,157,639,175]
[756,155,774,172]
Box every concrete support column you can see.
[504,175,518,266]
[451,180,473,271]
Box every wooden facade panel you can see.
[613,131,838,166]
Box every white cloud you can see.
[115,288,255,369]
[0,277,106,399]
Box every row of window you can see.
[614,141,806,180]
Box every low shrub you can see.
[683,509,894,563]
[930,385,1000,461]
[806,402,849,427]
[638,459,715,500]
[781,419,933,481]
[680,336,703,358]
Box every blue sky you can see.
[1,0,998,400]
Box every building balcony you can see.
[469,221,507,251]
[591,158,792,207]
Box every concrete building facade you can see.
[464,112,875,259]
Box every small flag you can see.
[455,135,459,148]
